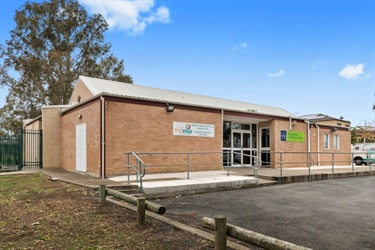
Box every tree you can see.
[0,0,132,134]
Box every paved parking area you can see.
[156,176,375,250]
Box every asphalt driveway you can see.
[156,176,375,250]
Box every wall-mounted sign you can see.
[280,130,287,141]
[173,122,215,137]
[280,130,305,142]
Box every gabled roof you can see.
[78,76,295,118]
[355,126,375,131]
[300,113,350,123]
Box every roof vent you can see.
[247,109,258,113]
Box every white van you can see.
[351,143,375,165]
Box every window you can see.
[252,124,257,148]
[232,123,250,130]
[232,123,241,129]
[324,134,330,149]
[334,135,340,150]
[261,128,270,148]
[223,121,231,148]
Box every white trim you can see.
[41,105,72,109]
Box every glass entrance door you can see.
[232,131,251,166]
[260,128,270,166]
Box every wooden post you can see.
[99,184,106,205]
[214,216,227,250]
[202,216,313,250]
[106,188,166,215]
[137,197,146,225]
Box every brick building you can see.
[25,76,352,178]
[352,126,375,143]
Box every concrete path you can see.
[230,165,374,177]
[230,165,375,184]
[2,165,373,197]
[109,170,260,198]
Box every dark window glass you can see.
[223,121,231,148]
[243,133,250,148]
[261,128,270,148]
[252,124,257,148]
[241,124,250,130]
[232,123,241,129]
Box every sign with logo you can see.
[173,122,215,137]
[280,130,305,142]
[280,130,287,141]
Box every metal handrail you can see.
[231,151,262,176]
[125,151,147,191]
[125,151,263,180]
[128,151,146,167]
[124,151,371,182]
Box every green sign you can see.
[286,131,305,142]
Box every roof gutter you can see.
[100,93,298,120]
[62,92,298,121]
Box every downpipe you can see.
[101,96,105,179]
[305,120,311,173]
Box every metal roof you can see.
[299,113,330,121]
[300,113,350,123]
[79,76,295,118]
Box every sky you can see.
[0,0,374,126]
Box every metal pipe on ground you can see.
[106,188,166,215]
[202,217,312,250]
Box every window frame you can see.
[323,134,330,150]
[334,134,340,150]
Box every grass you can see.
[0,173,214,249]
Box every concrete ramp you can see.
[109,171,259,198]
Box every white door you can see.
[76,123,87,172]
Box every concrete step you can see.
[109,185,141,195]
[93,184,142,197]
[108,184,139,190]
[257,175,277,181]
[117,189,142,195]
[257,178,278,186]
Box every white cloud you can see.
[339,64,365,80]
[78,0,170,35]
[268,69,285,78]
[232,42,248,51]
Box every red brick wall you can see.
[59,95,352,177]
[42,106,66,168]
[270,120,351,167]
[24,120,42,130]
[60,100,101,177]
[104,98,223,176]
[313,126,351,165]
[69,78,94,104]
[271,119,308,167]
